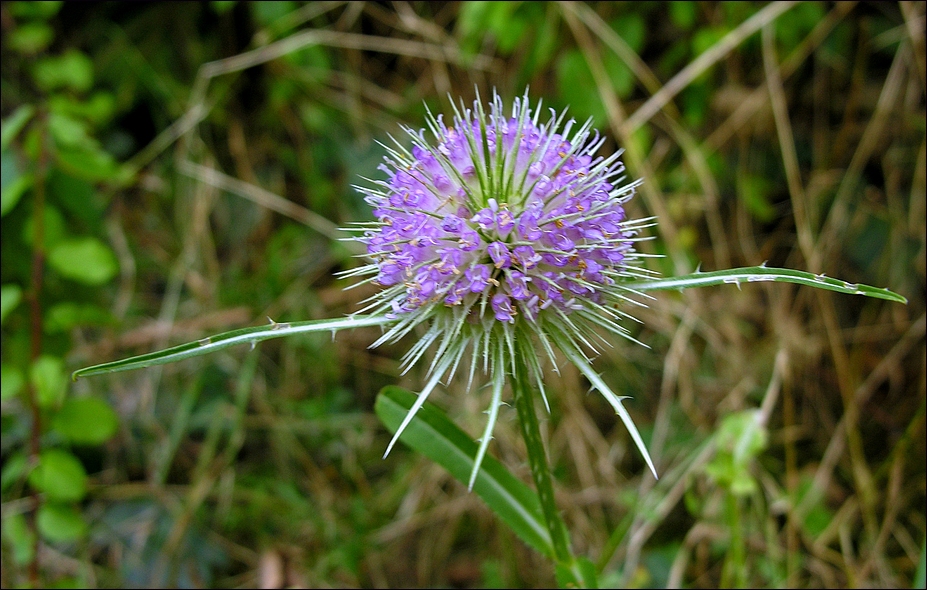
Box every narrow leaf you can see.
[73,314,396,380]
[375,386,554,558]
[558,341,659,479]
[625,266,907,303]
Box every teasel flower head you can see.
[342,90,659,484]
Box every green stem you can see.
[511,344,583,584]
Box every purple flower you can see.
[346,89,659,483]
[466,264,493,293]
[487,241,512,269]
[491,293,515,323]
[354,90,645,329]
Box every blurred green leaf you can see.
[22,204,67,251]
[0,173,32,218]
[704,410,767,496]
[32,50,94,93]
[1,148,32,216]
[1,512,35,565]
[457,1,494,55]
[9,0,62,20]
[55,145,124,183]
[557,50,605,126]
[1,284,23,325]
[44,302,114,333]
[49,92,117,127]
[253,1,296,27]
[52,396,119,445]
[0,452,28,491]
[375,386,554,558]
[28,448,88,502]
[776,2,825,54]
[47,237,118,285]
[7,21,54,54]
[1,104,36,150]
[791,475,834,537]
[211,1,237,15]
[670,1,697,30]
[48,170,105,225]
[1,364,25,401]
[48,112,93,149]
[692,26,728,58]
[30,355,67,408]
[38,502,88,543]
[609,13,646,54]
[737,172,777,222]
[556,556,599,589]
[521,5,559,79]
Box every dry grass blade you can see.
[623,1,799,133]
[177,161,358,250]
[762,23,815,262]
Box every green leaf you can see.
[211,1,237,15]
[1,104,36,150]
[610,13,646,53]
[37,502,87,543]
[32,50,94,93]
[790,475,834,538]
[52,397,119,445]
[48,112,93,149]
[49,92,117,127]
[705,410,767,496]
[28,448,88,502]
[375,386,554,558]
[0,173,32,217]
[23,204,67,250]
[669,1,697,30]
[624,266,908,303]
[737,173,776,222]
[0,364,25,401]
[30,355,67,408]
[8,21,54,54]
[556,556,599,589]
[10,1,62,19]
[55,145,125,184]
[1,512,35,565]
[1,452,28,492]
[253,0,296,26]
[1,284,23,325]
[44,302,114,333]
[1,149,32,216]
[47,237,118,285]
[72,314,396,379]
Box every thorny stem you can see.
[511,344,587,586]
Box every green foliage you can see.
[51,396,119,445]
[47,237,118,285]
[2,3,136,584]
[30,355,67,408]
[375,386,554,559]
[704,410,768,496]
[28,449,88,502]
[37,503,87,543]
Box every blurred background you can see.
[1,1,924,588]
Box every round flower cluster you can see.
[353,91,647,330]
